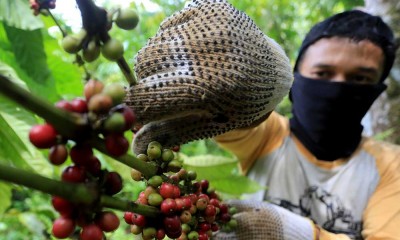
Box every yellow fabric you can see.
[215,111,400,240]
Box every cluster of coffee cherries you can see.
[60,8,139,63]
[29,0,56,16]
[28,79,136,239]
[125,142,238,240]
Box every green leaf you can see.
[0,0,44,30]
[18,212,46,237]
[0,62,53,176]
[211,176,265,195]
[0,182,11,214]
[3,24,58,102]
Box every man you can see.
[214,10,400,240]
[126,0,400,239]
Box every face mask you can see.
[289,73,386,161]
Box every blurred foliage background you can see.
[0,0,363,239]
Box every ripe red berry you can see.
[55,100,73,112]
[48,144,68,165]
[198,222,211,232]
[103,171,123,195]
[163,215,182,237]
[123,212,133,224]
[70,98,88,113]
[200,180,209,192]
[52,216,76,239]
[131,213,147,227]
[84,79,104,101]
[204,204,217,217]
[80,224,103,240]
[156,228,166,240]
[159,182,175,199]
[29,124,58,149]
[52,196,74,216]
[121,106,136,130]
[85,156,102,177]
[95,211,120,232]
[61,166,86,183]
[70,144,93,166]
[160,198,177,215]
[105,133,129,156]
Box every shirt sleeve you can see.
[361,140,400,240]
[214,111,289,174]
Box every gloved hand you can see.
[124,0,293,154]
[213,200,317,240]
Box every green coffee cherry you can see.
[115,9,139,30]
[167,159,182,172]
[136,153,149,162]
[148,193,163,206]
[101,38,124,61]
[147,175,163,188]
[102,83,126,105]
[83,40,100,62]
[161,149,175,162]
[104,112,125,132]
[61,35,82,53]
[147,145,162,160]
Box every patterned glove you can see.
[124,0,293,154]
[213,200,317,240]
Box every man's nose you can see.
[330,74,346,83]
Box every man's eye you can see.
[350,75,375,84]
[312,71,331,79]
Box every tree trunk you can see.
[362,0,400,143]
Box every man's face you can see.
[298,37,385,84]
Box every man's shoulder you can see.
[362,137,400,174]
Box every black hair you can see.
[294,10,396,82]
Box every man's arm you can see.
[214,111,289,174]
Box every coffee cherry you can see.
[52,196,74,216]
[147,175,162,188]
[102,83,126,105]
[131,168,142,181]
[143,186,157,198]
[147,145,162,160]
[55,100,73,111]
[136,153,149,162]
[130,224,142,235]
[121,107,136,130]
[131,213,146,227]
[101,38,124,61]
[142,227,157,240]
[162,149,174,162]
[167,160,183,172]
[105,133,129,156]
[198,232,209,240]
[61,35,82,54]
[148,192,163,207]
[156,228,166,240]
[83,40,100,62]
[103,171,123,195]
[84,79,104,101]
[88,93,113,113]
[70,144,93,166]
[204,205,216,217]
[104,112,125,133]
[160,198,177,215]
[163,215,182,237]
[159,182,175,199]
[187,171,197,181]
[123,212,134,224]
[80,224,103,240]
[188,231,199,240]
[29,124,58,149]
[180,210,192,224]
[95,211,120,232]
[52,216,76,239]
[48,144,68,165]
[115,9,139,30]
[70,98,88,113]
[196,198,208,211]
[85,156,102,177]
[200,180,209,192]
[61,166,86,183]
[227,219,238,229]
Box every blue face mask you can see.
[289,73,386,161]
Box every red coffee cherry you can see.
[95,211,120,232]
[52,196,74,216]
[123,212,134,224]
[29,124,58,149]
[159,182,176,199]
[70,144,93,166]
[103,171,123,195]
[80,224,103,240]
[52,216,76,239]
[131,213,147,227]
[61,166,86,183]
[70,98,88,113]
[160,198,177,215]
[105,133,129,156]
[48,144,68,165]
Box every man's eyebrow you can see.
[356,67,379,75]
[311,63,333,68]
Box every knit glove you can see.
[124,0,293,154]
[213,200,317,240]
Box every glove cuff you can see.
[273,204,316,240]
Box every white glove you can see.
[213,200,317,240]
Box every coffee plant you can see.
[0,0,244,239]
